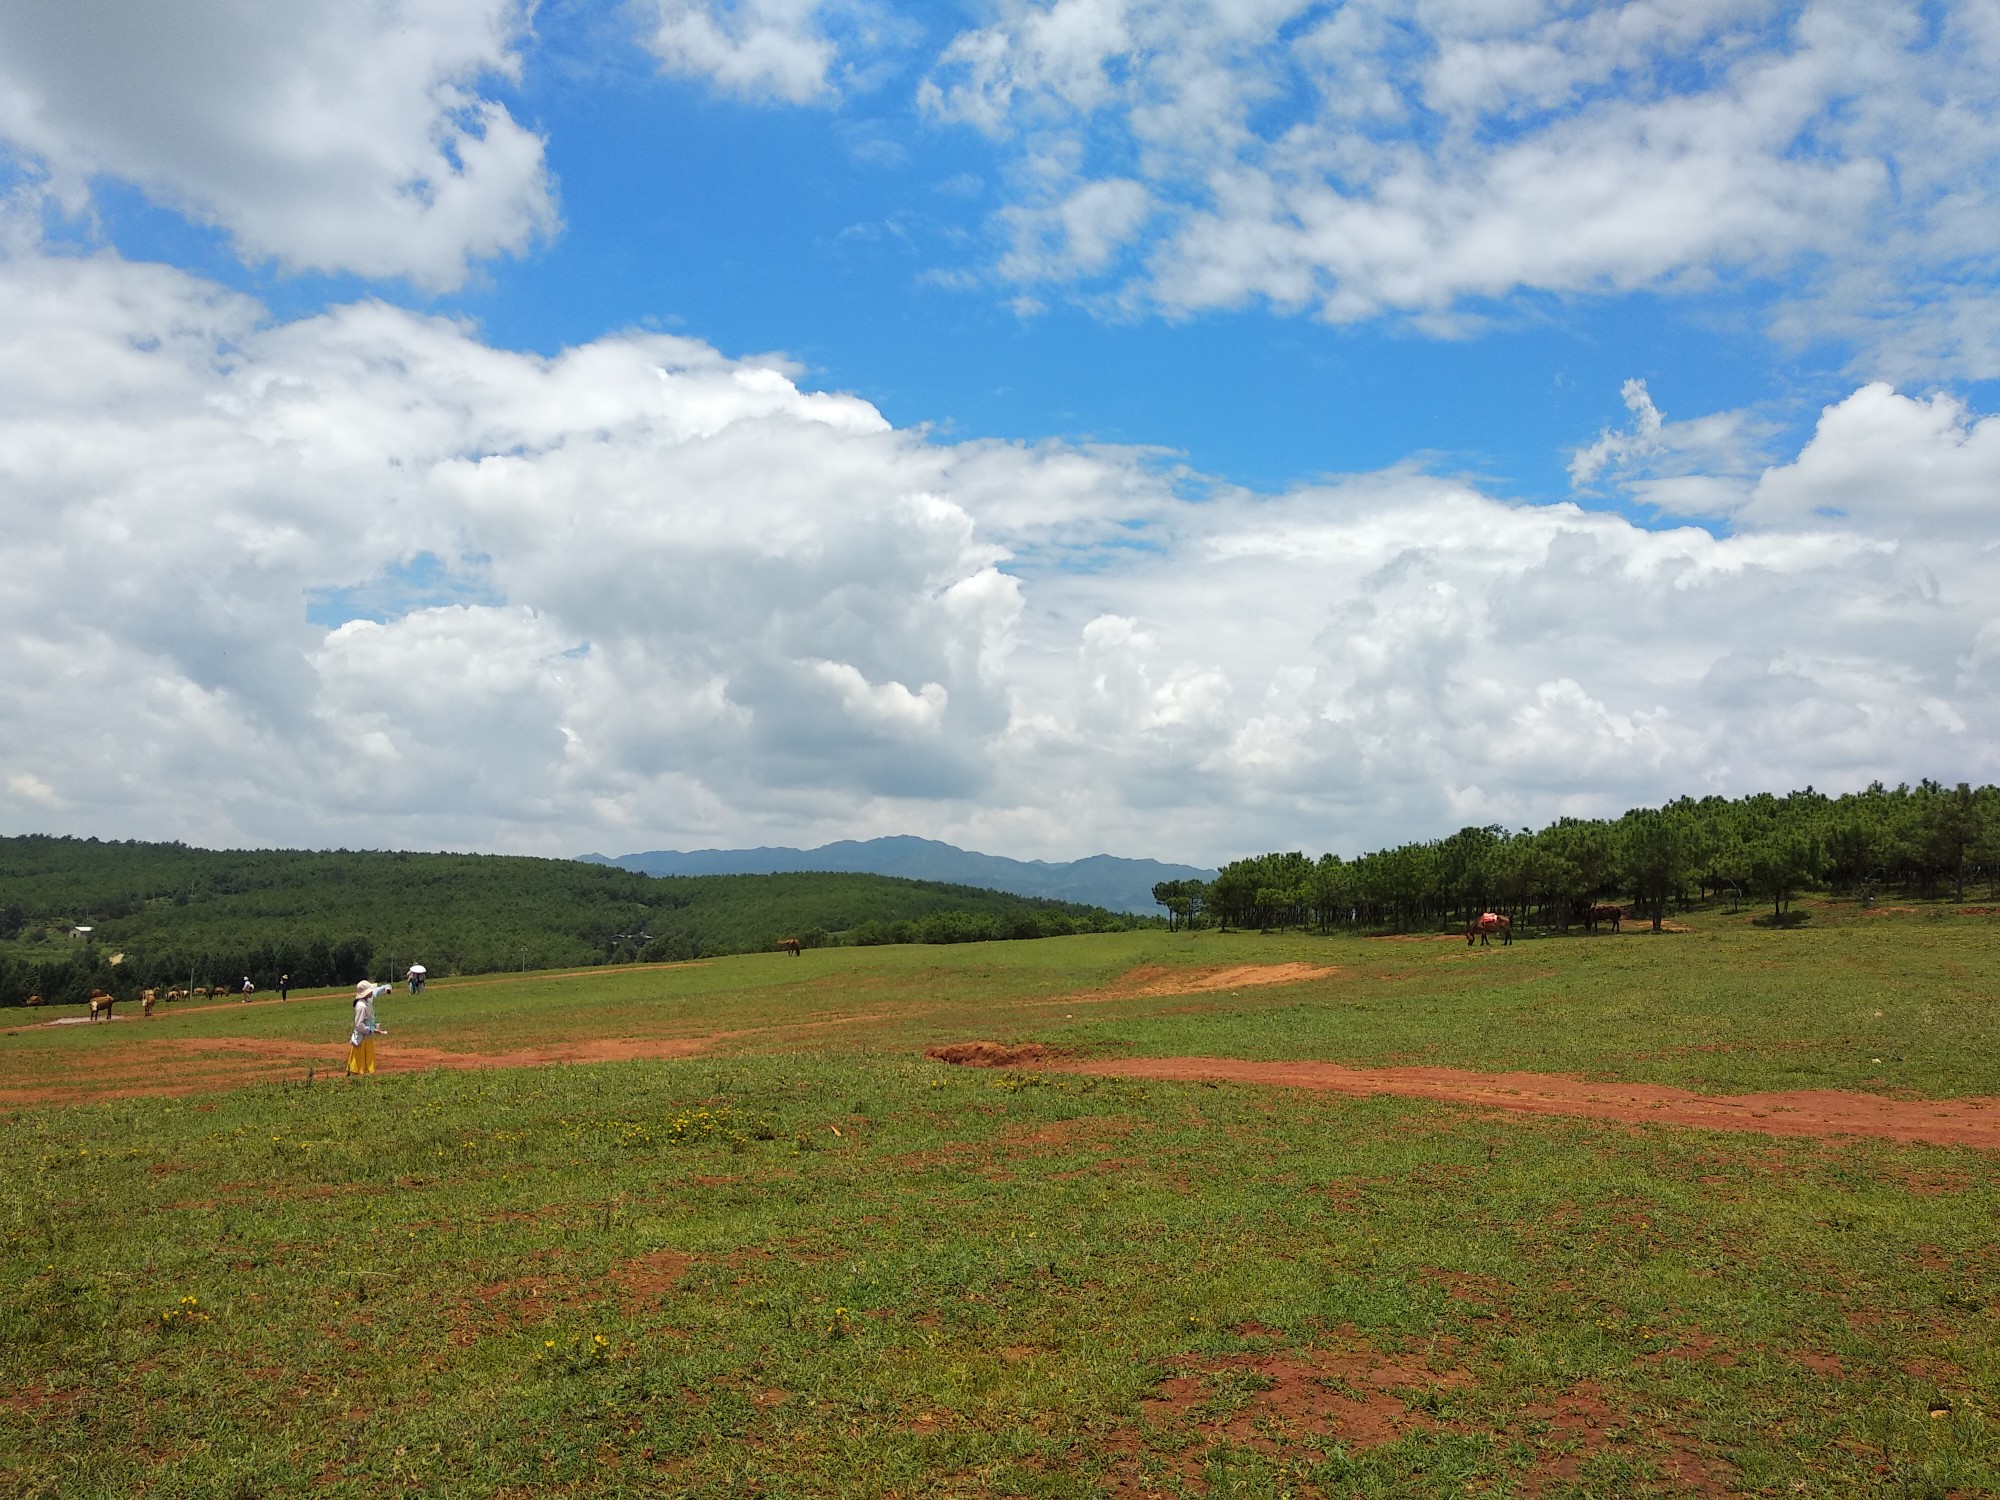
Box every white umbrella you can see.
[407,964,426,975]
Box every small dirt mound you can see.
[926,1041,1064,1068]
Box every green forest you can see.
[0,838,1146,1007]
[1157,780,2000,935]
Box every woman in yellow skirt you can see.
[348,979,390,1075]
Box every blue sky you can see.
[2,1,1998,863]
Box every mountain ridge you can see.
[580,835,1212,914]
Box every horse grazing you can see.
[1585,903,1624,934]
[776,938,803,958]
[1466,912,1512,947]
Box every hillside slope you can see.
[0,836,1144,1005]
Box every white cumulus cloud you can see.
[2,238,1999,864]
[0,0,554,289]
[919,0,2000,365]
[640,0,906,104]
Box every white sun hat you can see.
[355,979,376,999]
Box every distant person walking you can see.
[348,980,390,1076]
[278,973,290,1002]
[240,976,254,1002]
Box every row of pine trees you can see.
[1156,781,2000,935]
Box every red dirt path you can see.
[168,1035,718,1072]
[0,1034,725,1109]
[1008,1055,2000,1149]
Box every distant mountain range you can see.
[578,836,1214,914]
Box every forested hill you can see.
[582,836,1215,914]
[0,836,1145,1006]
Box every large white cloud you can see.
[0,0,554,289]
[919,0,2000,361]
[1,238,1996,864]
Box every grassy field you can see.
[5,903,1999,1496]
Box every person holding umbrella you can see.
[406,964,426,995]
[348,979,390,1076]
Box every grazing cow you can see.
[1466,912,1512,947]
[24,994,41,1007]
[777,938,802,957]
[88,991,115,1021]
[1586,903,1624,934]
[166,988,187,1001]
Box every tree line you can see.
[1154,781,2000,936]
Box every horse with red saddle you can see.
[1466,911,1512,946]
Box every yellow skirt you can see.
[346,1037,376,1075]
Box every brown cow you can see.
[88,991,116,1021]
[1466,912,1512,947]
[24,994,41,1007]
[776,938,802,957]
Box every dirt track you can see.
[1021,1055,2000,1150]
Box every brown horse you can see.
[1466,912,1512,947]
[776,938,802,957]
[1586,903,1624,933]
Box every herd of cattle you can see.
[24,983,245,1020]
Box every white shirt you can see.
[350,985,387,1045]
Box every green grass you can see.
[6,907,2000,1496]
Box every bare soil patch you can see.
[1143,1344,1465,1450]
[924,1052,2000,1150]
[1047,962,1340,1008]
[0,1033,725,1110]
[449,1273,572,1345]
[924,1041,1067,1067]
[1509,1380,1734,1497]
[162,1035,720,1071]
[611,1249,695,1308]
[1097,1336,1471,1490]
